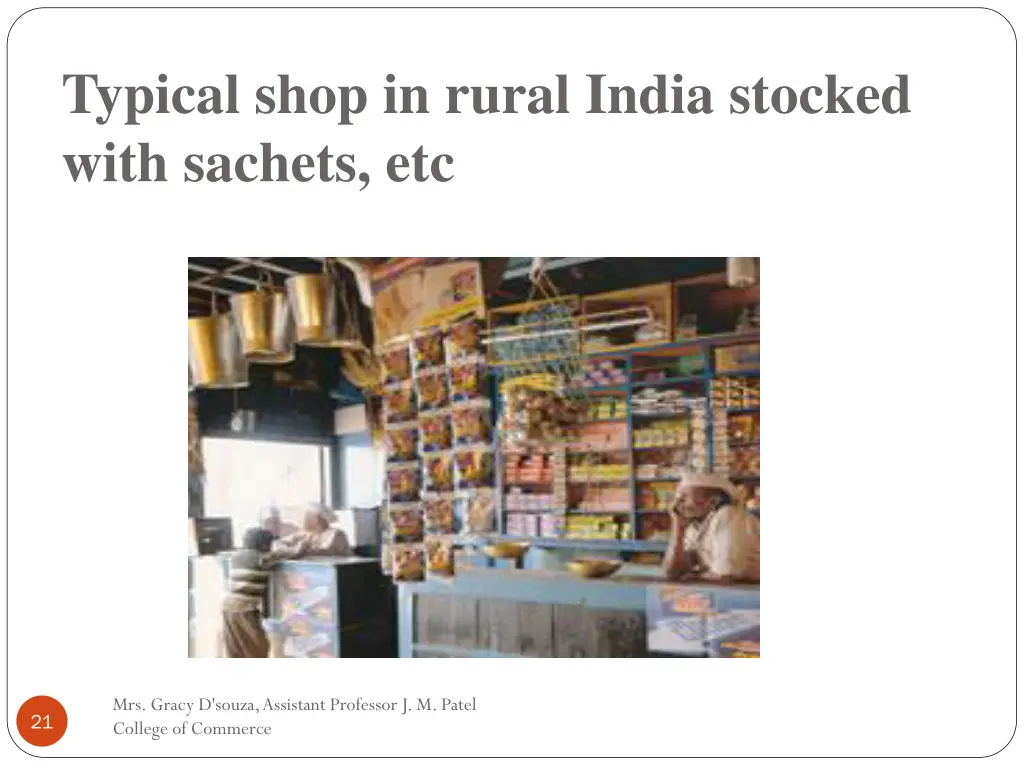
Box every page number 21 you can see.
[31,714,53,730]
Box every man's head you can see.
[259,507,283,538]
[242,527,275,553]
[673,474,736,520]
[302,504,335,534]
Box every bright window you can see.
[201,438,331,545]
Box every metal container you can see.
[188,314,249,389]
[286,272,362,349]
[230,289,295,364]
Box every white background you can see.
[1,0,1019,762]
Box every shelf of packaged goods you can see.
[489,535,668,554]
[631,375,707,388]
[567,447,631,455]
[631,411,691,419]
[725,407,760,416]
[566,478,631,485]
[717,368,760,378]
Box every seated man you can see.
[662,473,759,583]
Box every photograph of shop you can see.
[188,257,760,659]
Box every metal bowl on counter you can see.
[482,541,532,560]
[567,559,623,579]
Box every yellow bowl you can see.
[483,541,532,560]
[568,559,623,579]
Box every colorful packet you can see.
[393,544,425,582]
[450,356,486,401]
[459,489,496,535]
[418,409,452,452]
[387,461,420,503]
[388,502,423,543]
[415,366,450,410]
[384,383,417,423]
[452,399,492,446]
[426,535,456,578]
[382,340,412,384]
[423,451,455,493]
[423,494,456,535]
[454,445,495,490]
[446,317,481,361]
[386,421,419,462]
[413,327,446,369]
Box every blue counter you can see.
[398,566,759,658]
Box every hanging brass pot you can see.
[286,271,363,349]
[230,288,295,364]
[188,313,249,389]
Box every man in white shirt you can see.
[662,473,760,583]
[273,504,352,559]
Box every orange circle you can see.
[17,696,68,747]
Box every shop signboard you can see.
[371,258,485,343]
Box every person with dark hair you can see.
[662,473,760,583]
[221,526,298,658]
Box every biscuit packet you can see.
[418,409,452,452]
[387,462,420,503]
[382,340,412,384]
[426,535,456,578]
[386,421,419,462]
[423,494,456,535]
[459,489,496,535]
[449,356,486,401]
[384,382,417,423]
[452,398,491,446]
[415,366,450,410]
[413,327,446,370]
[388,502,423,543]
[393,544,426,582]
[423,451,455,493]
[446,317,482,362]
[454,445,495,490]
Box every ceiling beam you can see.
[234,258,304,277]
[501,257,605,280]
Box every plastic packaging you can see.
[415,366,450,411]
[413,327,446,369]
[423,451,455,493]
[386,421,419,462]
[418,410,452,452]
[446,317,481,361]
[451,399,492,446]
[393,544,426,582]
[423,494,456,535]
[454,445,495,490]
[388,502,424,543]
[387,462,420,503]
[449,356,486,401]
[460,490,496,534]
[382,341,412,384]
[426,535,456,578]
[384,383,417,423]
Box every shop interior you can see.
[188,257,760,659]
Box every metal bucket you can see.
[286,273,362,348]
[188,314,249,389]
[230,289,295,364]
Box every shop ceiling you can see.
[187,257,727,316]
